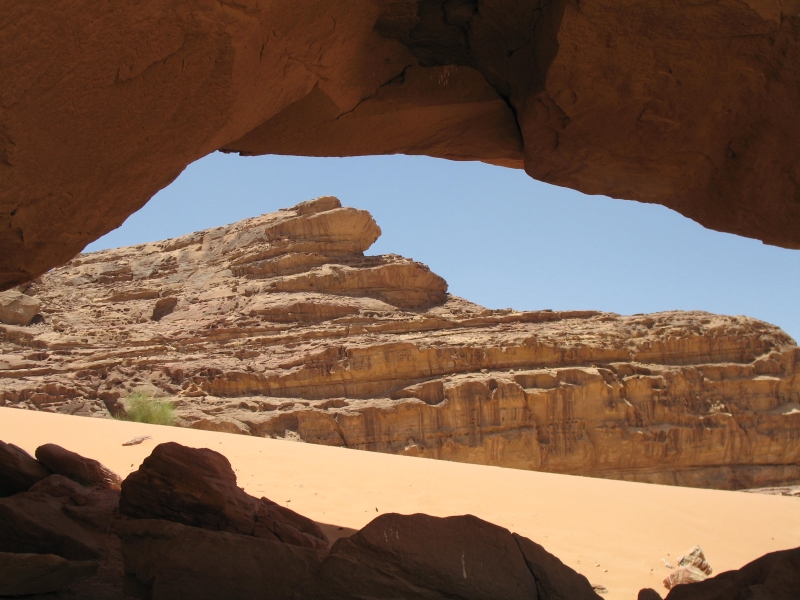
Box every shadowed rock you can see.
[0,552,97,597]
[296,513,547,599]
[0,440,51,496]
[119,442,328,549]
[35,443,122,490]
[0,493,102,559]
[664,547,800,599]
[514,534,600,599]
[5,1,800,289]
[117,519,324,600]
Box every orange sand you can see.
[1,407,798,599]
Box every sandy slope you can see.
[1,407,798,599]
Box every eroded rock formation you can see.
[3,1,800,288]
[0,439,797,599]
[2,197,799,490]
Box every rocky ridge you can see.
[2,196,799,490]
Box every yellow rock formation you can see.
[2,197,798,490]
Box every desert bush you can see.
[116,391,176,426]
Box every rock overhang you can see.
[3,0,800,289]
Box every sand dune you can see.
[1,407,798,599]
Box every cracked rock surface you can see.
[2,197,799,490]
[4,1,800,287]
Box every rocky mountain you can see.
[1,197,799,490]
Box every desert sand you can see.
[1,407,797,599]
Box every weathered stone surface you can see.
[0,552,97,597]
[0,492,102,559]
[664,566,708,590]
[295,513,540,599]
[2,199,800,490]
[664,547,800,600]
[514,534,599,600]
[119,442,328,549]
[35,443,122,490]
[117,519,324,600]
[0,439,51,496]
[676,546,712,576]
[4,1,800,288]
[0,290,40,325]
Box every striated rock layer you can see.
[4,1,800,288]
[2,197,799,490]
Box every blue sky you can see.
[87,152,800,342]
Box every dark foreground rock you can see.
[0,492,102,559]
[0,552,97,596]
[2,437,796,600]
[295,512,600,600]
[119,442,328,549]
[514,534,600,600]
[0,440,51,496]
[664,546,800,600]
[117,519,324,600]
[36,443,122,490]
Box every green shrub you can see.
[116,391,176,426]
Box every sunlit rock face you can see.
[3,1,800,288]
[2,197,799,490]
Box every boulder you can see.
[514,534,601,599]
[0,440,51,496]
[295,513,541,599]
[665,547,800,600]
[0,493,102,559]
[664,566,708,590]
[35,443,122,490]
[28,473,91,502]
[119,442,328,549]
[0,552,97,596]
[676,546,713,575]
[116,519,324,600]
[0,291,40,325]
[639,590,663,600]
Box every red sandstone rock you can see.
[514,534,600,599]
[117,519,324,600]
[35,443,122,490]
[0,440,51,496]
[3,2,800,288]
[295,513,540,599]
[0,492,102,559]
[0,552,98,597]
[119,442,328,549]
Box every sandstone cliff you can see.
[4,1,800,288]
[2,197,799,490]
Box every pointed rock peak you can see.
[289,196,341,216]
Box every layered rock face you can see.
[4,1,800,288]
[2,197,800,490]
